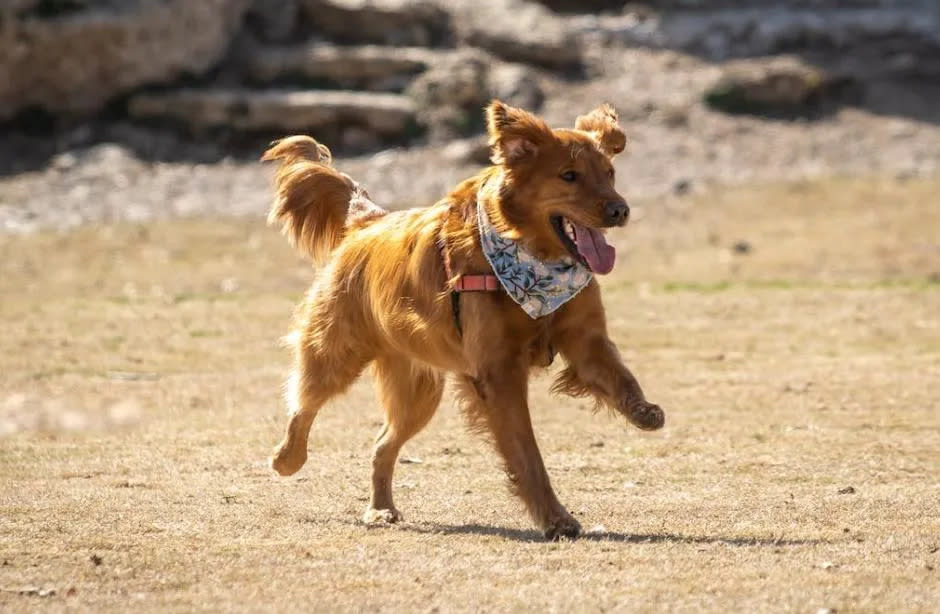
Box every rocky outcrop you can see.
[298,0,453,47]
[406,50,492,141]
[0,0,250,120]
[3,0,936,153]
[533,0,626,12]
[406,50,545,141]
[441,0,582,71]
[243,43,439,91]
[127,89,417,143]
[488,63,545,112]
[576,4,940,62]
[703,56,854,114]
[246,0,301,42]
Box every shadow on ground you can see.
[363,521,829,546]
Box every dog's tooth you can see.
[565,219,576,239]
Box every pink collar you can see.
[439,232,500,294]
[452,273,500,292]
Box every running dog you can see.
[263,100,665,540]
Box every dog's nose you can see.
[603,200,629,226]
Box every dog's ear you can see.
[486,100,553,165]
[575,103,626,158]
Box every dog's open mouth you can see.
[551,215,616,275]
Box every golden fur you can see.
[264,100,665,540]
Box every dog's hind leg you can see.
[271,350,370,476]
[271,295,373,476]
[364,357,444,524]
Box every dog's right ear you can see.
[575,103,626,158]
[486,100,552,165]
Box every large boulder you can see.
[704,56,856,115]
[488,63,545,111]
[0,0,250,120]
[534,0,627,12]
[246,0,301,42]
[127,89,418,144]
[440,0,582,71]
[244,43,438,91]
[406,50,491,141]
[298,0,453,47]
[406,49,545,142]
[581,4,940,62]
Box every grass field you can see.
[1,175,938,612]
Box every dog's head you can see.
[485,100,628,275]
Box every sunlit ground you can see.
[1,176,938,611]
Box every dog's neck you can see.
[477,170,567,262]
[475,178,594,320]
[476,170,520,240]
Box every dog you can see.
[263,100,665,540]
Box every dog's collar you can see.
[477,192,593,319]
[437,208,499,339]
[438,235,500,294]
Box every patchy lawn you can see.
[1,175,938,612]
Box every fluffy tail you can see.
[262,136,384,264]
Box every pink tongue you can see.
[573,223,616,274]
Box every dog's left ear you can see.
[575,103,626,158]
[486,99,553,165]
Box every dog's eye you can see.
[560,170,578,183]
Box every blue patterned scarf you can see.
[477,198,593,319]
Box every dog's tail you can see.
[262,136,385,264]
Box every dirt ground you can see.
[1,175,938,612]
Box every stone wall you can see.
[1,0,936,148]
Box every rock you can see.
[2,0,40,14]
[704,56,852,115]
[407,49,545,142]
[442,136,491,165]
[406,50,545,142]
[127,89,417,141]
[578,5,940,68]
[0,0,250,120]
[406,50,491,141]
[339,126,381,153]
[534,0,627,13]
[298,0,453,47]
[442,0,582,71]
[14,587,56,598]
[488,63,545,111]
[246,0,301,42]
[245,43,438,91]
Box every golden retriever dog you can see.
[263,100,665,540]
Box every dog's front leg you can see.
[554,329,665,431]
[457,359,581,540]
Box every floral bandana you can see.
[477,198,593,319]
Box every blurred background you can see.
[2,4,939,609]
[1,0,938,232]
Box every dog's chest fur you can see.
[528,317,557,367]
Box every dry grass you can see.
[1,175,938,612]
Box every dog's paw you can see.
[362,507,403,525]
[270,444,307,476]
[544,514,582,541]
[627,401,665,431]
